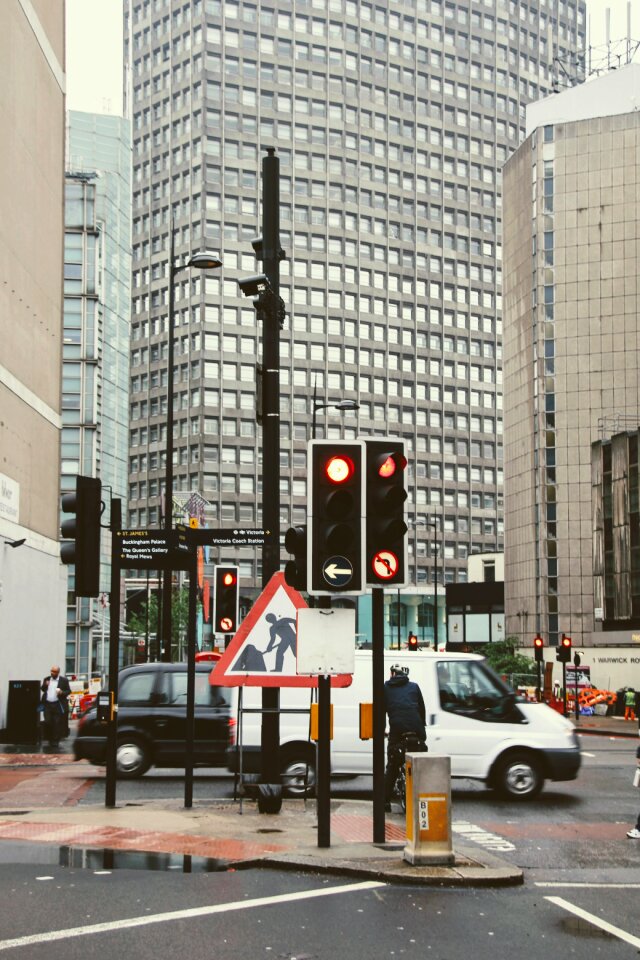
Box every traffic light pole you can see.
[105,498,122,808]
[260,147,282,807]
[562,661,567,716]
[372,586,386,844]
[184,551,197,808]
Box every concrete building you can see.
[63,111,132,679]
[125,0,585,647]
[503,64,640,653]
[0,1,66,730]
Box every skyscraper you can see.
[125,0,585,646]
[63,111,132,677]
[503,63,640,651]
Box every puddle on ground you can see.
[0,842,228,873]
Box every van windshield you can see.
[437,659,521,722]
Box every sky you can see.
[64,0,639,115]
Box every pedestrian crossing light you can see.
[533,634,544,663]
[214,565,239,634]
[557,633,572,663]
[308,439,365,595]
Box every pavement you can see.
[0,712,634,888]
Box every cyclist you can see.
[384,664,427,810]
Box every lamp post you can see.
[427,517,440,651]
[161,225,222,662]
[311,380,359,440]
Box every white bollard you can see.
[403,752,454,866]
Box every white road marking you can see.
[537,882,640,889]
[0,879,385,952]
[581,751,596,757]
[545,896,640,949]
[452,819,515,852]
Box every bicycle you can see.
[390,732,427,812]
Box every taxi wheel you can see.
[116,737,151,779]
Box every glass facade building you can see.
[62,111,132,677]
[125,0,585,646]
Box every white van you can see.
[227,649,581,800]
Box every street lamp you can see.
[161,224,222,662]
[427,517,441,651]
[311,380,359,439]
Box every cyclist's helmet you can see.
[390,664,409,675]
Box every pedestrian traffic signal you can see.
[308,440,365,595]
[214,565,239,634]
[284,524,307,591]
[60,475,102,597]
[364,439,408,587]
[557,633,572,663]
[533,634,544,663]
[407,632,418,651]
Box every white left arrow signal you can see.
[324,562,353,580]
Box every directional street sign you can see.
[116,530,192,571]
[371,549,399,581]
[322,555,353,588]
[186,527,271,547]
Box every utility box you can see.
[404,753,454,866]
[5,680,41,744]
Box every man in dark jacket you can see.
[384,664,427,808]
[41,666,71,748]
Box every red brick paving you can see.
[331,813,405,843]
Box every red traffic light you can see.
[561,634,571,648]
[407,632,418,651]
[325,455,354,484]
[222,571,236,587]
[533,635,543,649]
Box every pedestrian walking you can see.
[383,664,427,810]
[625,687,637,721]
[41,665,71,748]
[627,743,640,839]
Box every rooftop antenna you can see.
[628,1,632,65]
[606,6,611,70]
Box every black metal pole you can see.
[105,498,122,808]
[396,588,401,650]
[574,659,579,724]
[372,586,386,843]
[184,552,197,808]
[260,148,282,802]
[161,225,177,664]
[562,661,567,716]
[433,533,439,652]
[317,673,331,847]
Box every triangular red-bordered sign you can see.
[209,572,352,687]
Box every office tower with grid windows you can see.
[503,64,640,653]
[63,112,132,678]
[125,0,585,647]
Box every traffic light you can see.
[364,439,408,587]
[308,440,365,595]
[214,565,239,634]
[557,633,572,663]
[60,475,102,597]
[407,632,418,651]
[533,634,544,663]
[284,524,307,591]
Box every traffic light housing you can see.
[533,634,544,663]
[214,565,239,634]
[308,440,365,595]
[407,632,418,651]
[364,439,408,587]
[557,633,572,663]
[284,524,307,591]
[60,475,102,597]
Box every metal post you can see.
[317,673,331,847]
[259,148,282,804]
[562,661,567,716]
[105,498,122,808]
[396,588,401,650]
[184,552,197,808]
[372,586,386,843]
[161,225,177,664]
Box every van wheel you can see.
[281,756,316,797]
[116,737,151,779]
[494,753,543,800]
